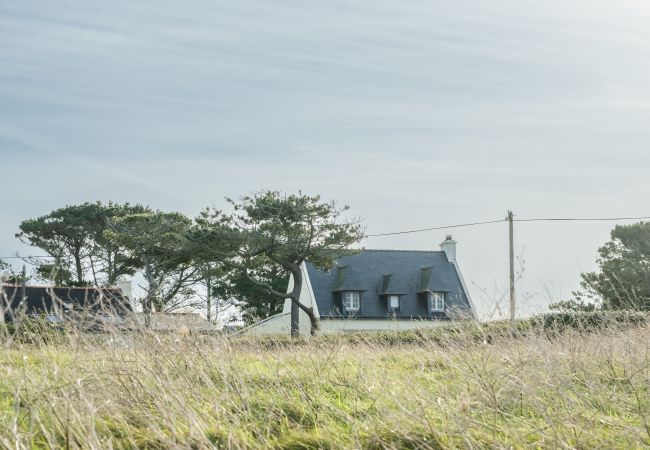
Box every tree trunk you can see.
[143,261,157,328]
[142,297,152,327]
[206,273,212,323]
[74,247,83,284]
[289,264,320,337]
[107,249,116,285]
[290,300,299,338]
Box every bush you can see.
[230,311,648,350]
[1,317,67,345]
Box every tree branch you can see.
[244,268,293,299]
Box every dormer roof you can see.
[331,264,366,292]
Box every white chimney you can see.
[440,235,457,261]
[117,280,136,310]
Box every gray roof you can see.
[305,250,473,319]
[1,285,131,321]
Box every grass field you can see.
[1,317,649,449]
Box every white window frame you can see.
[430,292,445,312]
[388,295,400,310]
[342,291,360,312]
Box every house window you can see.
[388,295,400,310]
[342,291,360,312]
[430,292,445,312]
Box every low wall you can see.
[238,313,452,337]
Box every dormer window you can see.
[388,295,400,311]
[429,292,445,312]
[342,291,360,312]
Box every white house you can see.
[238,235,476,336]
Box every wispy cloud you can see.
[2,0,650,312]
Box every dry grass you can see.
[1,321,649,449]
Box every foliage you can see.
[187,208,240,322]
[216,258,288,324]
[229,191,364,336]
[576,221,650,310]
[88,203,152,284]
[34,261,75,285]
[232,311,649,349]
[105,211,196,316]
[16,202,149,286]
[1,316,67,345]
[549,297,598,312]
[0,259,30,284]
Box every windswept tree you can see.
[16,202,148,286]
[105,211,197,323]
[16,203,104,285]
[576,221,650,310]
[87,203,151,285]
[229,191,364,336]
[187,208,239,323]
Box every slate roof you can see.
[0,285,131,321]
[305,250,472,320]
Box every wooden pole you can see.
[508,211,516,322]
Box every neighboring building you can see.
[239,235,476,336]
[0,284,132,323]
[132,312,219,333]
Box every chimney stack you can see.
[440,235,457,261]
[117,280,135,311]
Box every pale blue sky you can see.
[2,0,650,317]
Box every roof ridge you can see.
[1,284,120,290]
[358,249,444,253]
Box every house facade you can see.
[240,235,476,335]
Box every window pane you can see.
[389,295,399,309]
[431,292,445,311]
[343,291,359,311]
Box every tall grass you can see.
[1,315,649,449]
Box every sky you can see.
[2,0,650,319]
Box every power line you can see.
[0,255,53,259]
[364,219,505,237]
[2,214,650,258]
[515,215,650,222]
[364,214,650,237]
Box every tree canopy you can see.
[576,221,650,310]
[229,191,364,336]
[16,202,148,286]
[214,257,288,324]
[187,208,240,323]
[105,211,196,320]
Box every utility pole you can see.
[507,211,515,322]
